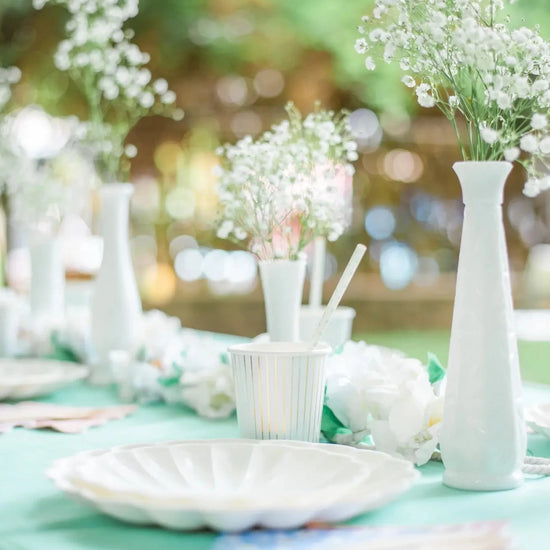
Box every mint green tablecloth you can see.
[1,366,550,548]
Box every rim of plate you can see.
[0,359,89,383]
[47,439,418,513]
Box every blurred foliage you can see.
[3,0,550,115]
[2,0,550,294]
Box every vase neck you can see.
[453,161,512,206]
[99,184,133,255]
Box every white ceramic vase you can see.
[258,259,306,342]
[29,234,65,318]
[90,183,142,384]
[439,161,526,491]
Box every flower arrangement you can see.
[323,341,445,465]
[48,306,236,419]
[215,102,358,260]
[33,0,181,182]
[357,0,550,196]
[158,332,235,419]
[0,108,97,233]
[10,147,96,233]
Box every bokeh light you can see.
[140,262,177,305]
[413,256,440,286]
[230,111,262,137]
[202,249,230,282]
[379,242,418,290]
[225,251,257,284]
[364,206,396,240]
[253,69,284,98]
[383,149,423,183]
[216,75,248,106]
[11,106,71,159]
[169,235,199,259]
[165,187,196,220]
[349,108,382,151]
[174,248,203,282]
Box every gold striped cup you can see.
[228,342,332,443]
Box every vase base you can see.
[443,469,523,491]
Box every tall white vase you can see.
[439,161,526,491]
[259,259,306,342]
[90,183,142,384]
[29,234,65,318]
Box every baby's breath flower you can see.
[357,0,550,196]
[161,90,176,104]
[153,78,168,95]
[531,113,548,130]
[520,134,538,154]
[504,147,520,162]
[401,75,415,88]
[355,38,368,54]
[1,109,97,230]
[479,125,499,145]
[124,143,138,158]
[365,57,376,70]
[33,0,180,182]
[215,103,356,260]
[139,91,154,108]
[496,92,512,110]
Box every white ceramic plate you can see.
[0,359,89,400]
[48,439,419,532]
[526,403,550,438]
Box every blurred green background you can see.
[3,0,550,338]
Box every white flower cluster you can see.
[357,0,550,196]
[0,110,97,232]
[215,103,358,260]
[159,331,235,419]
[325,341,444,465]
[0,66,21,113]
[33,0,180,181]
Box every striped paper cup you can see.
[228,342,331,443]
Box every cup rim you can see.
[299,305,356,320]
[228,341,332,356]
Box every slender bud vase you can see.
[439,161,526,491]
[29,233,65,318]
[90,183,142,384]
[258,259,306,342]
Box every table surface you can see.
[2,332,550,550]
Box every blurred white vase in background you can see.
[90,183,142,385]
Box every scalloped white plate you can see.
[48,439,419,532]
[526,403,550,438]
[0,359,89,400]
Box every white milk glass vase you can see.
[90,183,142,384]
[439,161,526,491]
[258,259,306,342]
[29,232,65,318]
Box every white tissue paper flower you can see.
[176,365,235,419]
[159,330,236,419]
[18,305,63,357]
[325,340,443,465]
[138,309,182,365]
[53,306,93,362]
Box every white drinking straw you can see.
[309,243,367,348]
[309,236,326,308]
